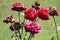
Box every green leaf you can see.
[51,36,54,40]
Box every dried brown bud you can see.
[9,22,21,31]
[48,6,59,16]
[3,15,15,23]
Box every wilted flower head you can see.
[24,8,37,21]
[3,15,15,23]
[9,22,21,31]
[11,2,27,12]
[37,8,49,20]
[48,6,59,16]
[32,1,41,11]
[24,22,41,34]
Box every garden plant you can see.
[3,1,60,40]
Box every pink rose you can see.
[24,22,41,34]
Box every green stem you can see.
[18,30,21,40]
[14,31,17,40]
[21,27,23,40]
[21,18,26,40]
[36,18,39,22]
[28,34,32,40]
[28,35,31,40]
[18,12,20,22]
[23,18,25,24]
[24,32,27,40]
[53,16,59,40]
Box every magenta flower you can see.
[3,15,15,23]
[24,22,41,34]
[24,8,37,21]
[11,2,26,12]
[37,8,49,20]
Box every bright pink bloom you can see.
[37,8,49,20]
[24,22,41,34]
[24,8,37,21]
[11,2,26,12]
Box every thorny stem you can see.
[53,16,59,40]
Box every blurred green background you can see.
[0,0,60,40]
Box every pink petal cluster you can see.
[24,8,37,21]
[24,22,41,34]
[11,2,26,12]
[37,8,49,20]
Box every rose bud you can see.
[3,15,15,23]
[24,8,37,21]
[32,1,41,11]
[9,22,21,31]
[48,6,59,16]
[37,8,49,20]
[11,2,27,12]
[24,22,41,34]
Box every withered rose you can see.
[48,6,59,16]
[9,22,21,31]
[3,15,15,23]
[32,1,41,11]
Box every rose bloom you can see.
[3,15,15,23]
[37,8,49,20]
[9,22,21,31]
[32,1,41,11]
[48,6,59,16]
[24,8,37,21]
[11,2,26,12]
[24,22,41,34]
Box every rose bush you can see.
[3,1,60,40]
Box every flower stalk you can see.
[53,16,59,40]
[24,32,27,40]
[28,34,32,40]
[18,12,20,22]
